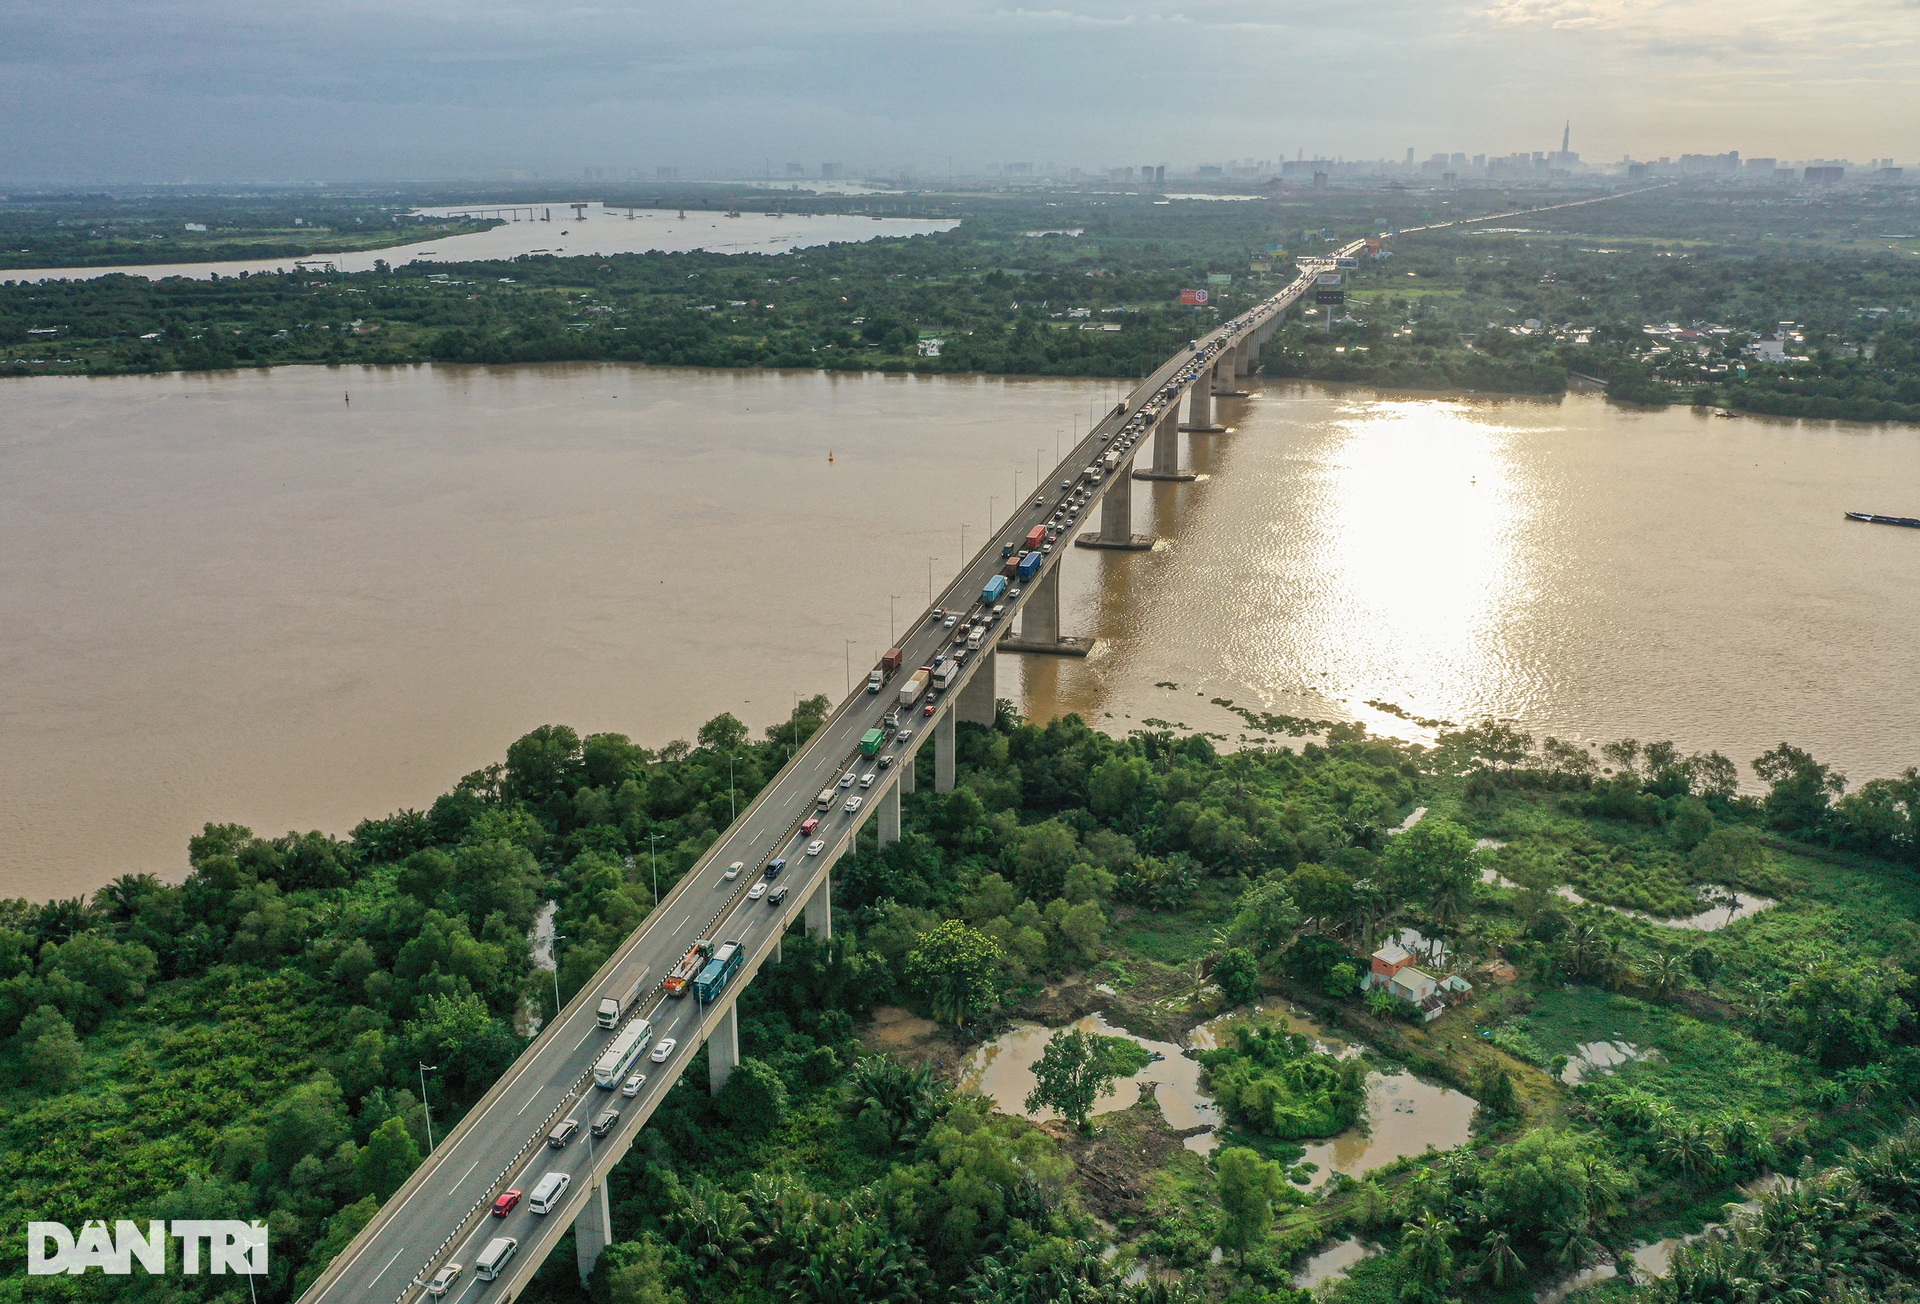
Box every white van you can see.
[529,1172,571,1215]
[475,1237,518,1281]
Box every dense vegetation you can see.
[3,693,1919,1303]
[9,184,1920,425]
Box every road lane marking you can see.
[455,1157,481,1188]
[375,1246,406,1281]
[573,1028,597,1050]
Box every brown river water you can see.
[5,365,1919,899]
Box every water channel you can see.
[5,203,957,283]
[6,369,1920,899]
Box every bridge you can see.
[298,235,1370,1304]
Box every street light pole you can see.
[418,1063,439,1151]
[928,557,936,603]
[549,933,565,1023]
[649,833,661,906]
[728,753,736,823]
[844,638,854,695]
[890,594,900,645]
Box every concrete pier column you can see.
[1184,374,1212,430]
[707,1001,739,1095]
[1019,565,1061,644]
[772,936,782,964]
[1233,341,1249,378]
[804,869,832,939]
[902,750,915,793]
[879,781,902,845]
[957,650,997,724]
[1078,456,1151,549]
[1140,408,1197,479]
[1212,353,1238,394]
[574,1172,613,1283]
[934,707,956,792]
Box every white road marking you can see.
[376,1246,407,1280]
[573,1028,596,1050]
[455,1157,481,1188]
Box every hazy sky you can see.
[3,0,1915,183]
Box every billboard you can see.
[1250,260,1272,273]
[1315,288,1346,305]
[1180,289,1209,305]
[1315,272,1342,287]
[1206,273,1233,286]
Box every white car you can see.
[897,728,913,743]
[859,772,875,788]
[944,615,958,628]
[650,1037,678,1064]
[748,882,767,900]
[844,795,863,813]
[724,861,743,880]
[1009,587,1022,599]
[426,1264,462,1297]
[622,1073,646,1097]
[806,839,825,855]
[838,771,857,788]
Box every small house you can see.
[1369,942,1414,984]
[1389,967,1438,1005]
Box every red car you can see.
[922,701,936,717]
[492,1188,522,1217]
[800,816,820,836]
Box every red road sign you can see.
[1180,289,1209,305]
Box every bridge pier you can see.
[1211,351,1248,400]
[902,749,915,793]
[998,563,1091,655]
[573,1173,613,1284]
[708,1002,740,1095]
[1138,408,1197,480]
[879,782,901,845]
[933,707,956,791]
[957,649,997,723]
[1076,456,1152,549]
[805,869,832,939]
[1181,370,1215,432]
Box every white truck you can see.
[898,666,932,706]
[933,661,960,691]
[597,968,650,1028]
[866,668,885,693]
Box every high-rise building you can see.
[821,162,841,180]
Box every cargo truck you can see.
[882,647,904,673]
[596,968,651,1028]
[1016,552,1042,582]
[898,666,932,706]
[933,661,960,691]
[662,941,712,997]
[860,728,886,756]
[1001,555,1020,578]
[967,624,985,650]
[982,575,1008,604]
[693,941,744,1004]
[866,669,884,693]
[1024,525,1047,550]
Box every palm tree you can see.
[1475,1230,1525,1289]
[1400,1210,1457,1300]
[1641,952,1691,997]
[1562,920,1603,976]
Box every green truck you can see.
[860,728,886,756]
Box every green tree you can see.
[696,712,749,753]
[1399,1210,1457,1301]
[1381,817,1481,918]
[1230,875,1302,957]
[905,921,1005,1025]
[716,1057,788,1138]
[1025,1028,1118,1134]
[354,1114,421,1201]
[1753,743,1844,835]
[1215,1146,1284,1262]
[1688,826,1764,884]
[1213,948,1261,1005]
[606,1234,685,1304]
[16,1004,82,1091]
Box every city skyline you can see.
[3,0,1915,184]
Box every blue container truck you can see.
[981,575,1008,605]
[1016,552,1042,582]
[692,940,744,1004]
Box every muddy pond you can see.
[959,1000,1477,1177]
